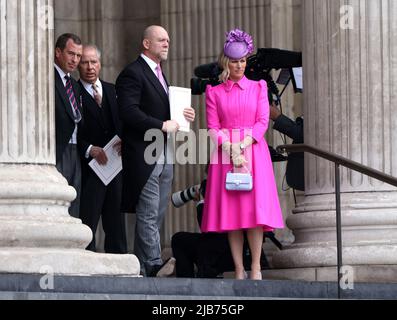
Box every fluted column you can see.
[272,0,397,272]
[0,0,139,275]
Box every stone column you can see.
[0,0,139,276]
[272,0,397,281]
[262,0,303,255]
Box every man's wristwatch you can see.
[239,143,246,151]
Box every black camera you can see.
[191,78,220,95]
[191,62,222,95]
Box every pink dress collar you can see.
[224,76,248,92]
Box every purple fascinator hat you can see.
[223,28,254,59]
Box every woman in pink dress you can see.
[201,29,284,280]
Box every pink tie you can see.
[156,64,168,94]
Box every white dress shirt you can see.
[80,78,103,100]
[140,53,159,77]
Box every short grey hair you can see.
[83,44,102,59]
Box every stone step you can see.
[1,274,397,300]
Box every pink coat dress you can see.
[201,76,284,232]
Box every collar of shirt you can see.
[80,79,103,99]
[54,63,71,87]
[224,76,248,92]
[140,53,159,77]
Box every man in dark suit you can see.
[77,45,127,254]
[54,33,83,218]
[270,104,304,191]
[116,25,195,276]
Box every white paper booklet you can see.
[169,86,192,132]
[88,135,122,186]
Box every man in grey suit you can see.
[116,25,195,276]
[54,33,83,218]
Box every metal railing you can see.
[276,143,397,299]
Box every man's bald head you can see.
[142,25,170,64]
[143,25,167,41]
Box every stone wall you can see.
[54,0,161,82]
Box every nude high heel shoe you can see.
[250,270,262,280]
[235,270,248,280]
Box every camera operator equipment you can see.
[191,62,222,95]
[171,182,204,208]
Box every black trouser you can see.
[56,144,81,218]
[171,231,269,278]
[80,171,127,254]
[171,231,234,278]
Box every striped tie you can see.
[92,83,102,107]
[64,76,79,113]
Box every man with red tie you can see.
[54,33,83,218]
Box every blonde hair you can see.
[218,53,230,83]
[218,53,250,83]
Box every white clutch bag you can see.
[225,167,253,191]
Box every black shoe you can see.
[148,258,176,277]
